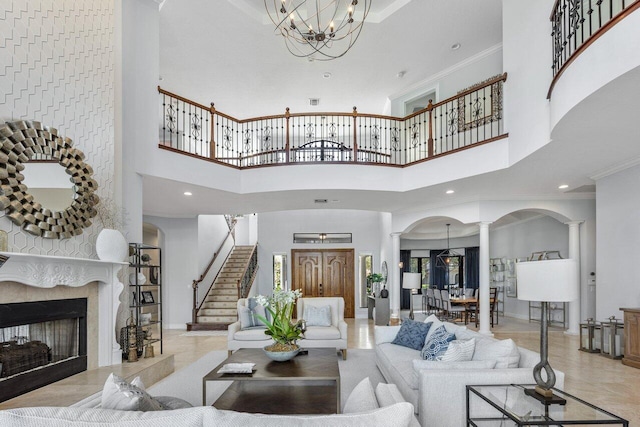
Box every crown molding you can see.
[589,155,640,180]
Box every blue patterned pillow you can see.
[421,325,456,360]
[391,319,432,350]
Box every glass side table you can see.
[466,384,628,426]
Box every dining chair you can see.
[441,290,465,322]
[468,287,498,327]
[464,288,475,298]
[433,290,442,316]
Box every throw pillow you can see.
[391,318,432,351]
[423,313,467,341]
[437,338,475,362]
[472,338,520,368]
[303,304,332,326]
[101,373,164,411]
[239,298,268,330]
[374,383,406,407]
[342,377,379,413]
[421,325,455,360]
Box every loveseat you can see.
[0,376,419,426]
[375,315,565,427]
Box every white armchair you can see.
[296,297,348,360]
[227,298,273,356]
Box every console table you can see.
[367,295,390,325]
[620,307,640,369]
[466,384,628,426]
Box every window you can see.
[409,257,431,291]
[273,254,287,290]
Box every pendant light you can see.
[436,224,461,268]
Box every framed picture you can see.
[141,291,154,304]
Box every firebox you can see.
[0,298,87,402]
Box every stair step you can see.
[207,295,237,302]
[201,301,236,309]
[197,315,237,323]
[199,308,237,316]
[214,282,236,289]
[211,288,237,296]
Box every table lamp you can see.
[402,272,422,320]
[516,259,578,404]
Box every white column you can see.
[565,221,583,335]
[391,232,402,319]
[479,222,493,336]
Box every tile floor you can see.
[1,313,639,425]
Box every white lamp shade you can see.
[516,259,578,302]
[402,272,422,290]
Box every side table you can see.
[466,384,628,426]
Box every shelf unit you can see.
[129,243,163,355]
[529,301,567,328]
[489,257,505,316]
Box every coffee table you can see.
[202,348,341,414]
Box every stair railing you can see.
[191,222,236,324]
[237,244,258,299]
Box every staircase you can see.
[188,245,255,331]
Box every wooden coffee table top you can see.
[204,348,340,382]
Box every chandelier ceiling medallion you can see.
[265,0,372,61]
[436,224,461,268]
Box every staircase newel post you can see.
[192,280,199,324]
[285,107,290,164]
[352,106,358,161]
[237,279,242,299]
[427,99,434,158]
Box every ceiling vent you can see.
[309,98,320,106]
[314,199,328,204]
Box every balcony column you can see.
[391,232,402,319]
[565,221,583,335]
[479,222,493,336]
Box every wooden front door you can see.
[292,249,355,318]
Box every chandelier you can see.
[436,224,462,268]
[265,0,371,61]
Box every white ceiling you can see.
[151,1,640,238]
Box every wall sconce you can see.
[398,262,404,269]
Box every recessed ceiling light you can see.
[322,72,332,79]
[558,184,569,189]
[396,71,406,78]
[451,43,461,50]
[446,190,455,194]
[184,191,193,196]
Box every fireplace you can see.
[0,298,87,403]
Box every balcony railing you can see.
[549,0,640,97]
[158,73,507,169]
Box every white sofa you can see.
[375,318,565,427]
[227,298,273,356]
[0,378,418,426]
[296,297,348,360]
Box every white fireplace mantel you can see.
[0,252,128,367]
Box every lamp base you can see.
[524,387,567,406]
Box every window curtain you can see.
[400,250,412,309]
[431,249,448,290]
[465,246,480,289]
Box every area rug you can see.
[147,349,384,409]
[179,331,228,337]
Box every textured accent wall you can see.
[0,0,115,257]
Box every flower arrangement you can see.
[94,196,127,231]
[366,273,385,294]
[255,288,305,352]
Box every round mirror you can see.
[0,120,99,239]
[381,261,388,284]
[22,160,75,212]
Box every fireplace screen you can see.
[0,318,80,378]
[0,298,87,402]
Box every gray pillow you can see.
[239,298,268,330]
[343,377,379,413]
[391,318,432,351]
[303,304,332,326]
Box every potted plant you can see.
[367,273,385,296]
[255,288,305,361]
[94,197,128,262]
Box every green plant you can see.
[255,288,304,351]
[367,273,384,284]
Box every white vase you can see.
[96,229,128,262]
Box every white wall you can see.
[389,46,503,116]
[502,0,554,164]
[143,215,199,329]
[490,216,569,320]
[596,164,640,319]
[0,0,115,256]
[257,209,385,317]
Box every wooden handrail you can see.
[191,221,237,324]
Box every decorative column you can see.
[479,222,493,336]
[391,232,402,319]
[565,221,583,335]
